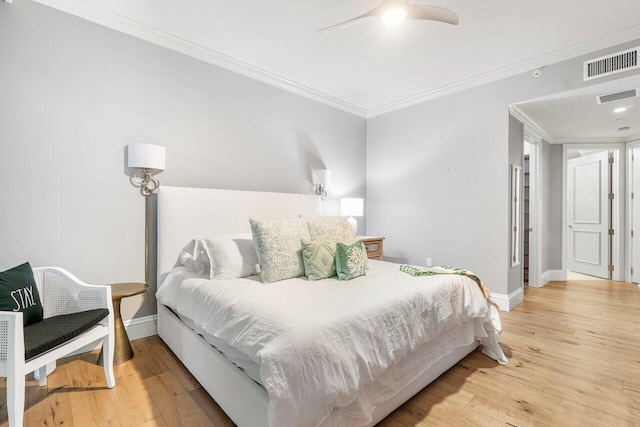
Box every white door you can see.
[632,147,640,283]
[567,151,610,278]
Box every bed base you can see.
[157,303,269,426]
[158,302,478,426]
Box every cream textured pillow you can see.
[250,218,311,283]
[301,239,338,281]
[302,215,355,241]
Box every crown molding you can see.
[508,105,554,143]
[31,0,368,118]
[626,134,640,143]
[29,0,640,119]
[507,106,640,145]
[366,24,640,117]
[555,136,627,144]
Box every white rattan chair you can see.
[0,267,115,426]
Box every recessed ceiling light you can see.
[614,107,627,113]
[619,126,631,132]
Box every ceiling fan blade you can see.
[406,4,459,25]
[317,3,388,31]
[317,15,373,31]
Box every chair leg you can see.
[37,365,48,387]
[7,371,25,427]
[102,334,116,388]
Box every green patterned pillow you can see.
[301,239,338,281]
[335,240,367,281]
[250,218,310,283]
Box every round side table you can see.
[98,282,148,366]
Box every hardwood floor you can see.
[1,279,639,426]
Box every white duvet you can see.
[156,260,507,426]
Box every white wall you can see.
[367,39,640,306]
[0,1,366,321]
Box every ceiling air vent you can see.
[596,88,639,104]
[584,46,639,81]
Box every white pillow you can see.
[178,239,211,276]
[203,234,259,279]
[179,235,259,279]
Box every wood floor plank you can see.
[189,387,235,427]
[65,359,121,427]
[144,372,213,427]
[109,361,167,426]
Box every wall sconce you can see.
[127,143,166,196]
[312,169,331,200]
[341,198,364,235]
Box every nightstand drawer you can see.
[358,236,385,260]
[364,242,380,253]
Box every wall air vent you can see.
[584,47,639,81]
[596,89,638,104]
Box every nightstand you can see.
[358,236,385,260]
[98,282,148,365]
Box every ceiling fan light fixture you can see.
[382,8,407,25]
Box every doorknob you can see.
[569,225,573,228]
[528,228,533,232]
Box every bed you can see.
[156,186,506,427]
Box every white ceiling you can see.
[515,74,640,142]
[34,0,640,116]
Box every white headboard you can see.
[157,186,321,285]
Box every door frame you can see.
[625,138,640,283]
[524,131,541,288]
[562,143,626,281]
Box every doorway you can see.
[523,132,540,288]
[562,144,625,281]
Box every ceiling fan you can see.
[318,0,459,31]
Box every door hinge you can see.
[632,192,635,199]
[608,157,614,164]
[513,226,517,232]
[632,229,635,238]
[631,267,634,275]
[609,229,615,236]
[609,193,614,200]
[608,264,615,272]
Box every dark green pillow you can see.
[0,262,44,326]
[335,240,368,281]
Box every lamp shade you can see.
[127,143,165,175]
[341,198,364,217]
[312,169,331,186]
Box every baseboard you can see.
[69,314,158,356]
[491,288,524,311]
[125,314,158,341]
[539,269,564,287]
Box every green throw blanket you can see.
[399,265,491,300]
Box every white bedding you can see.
[156,260,507,426]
